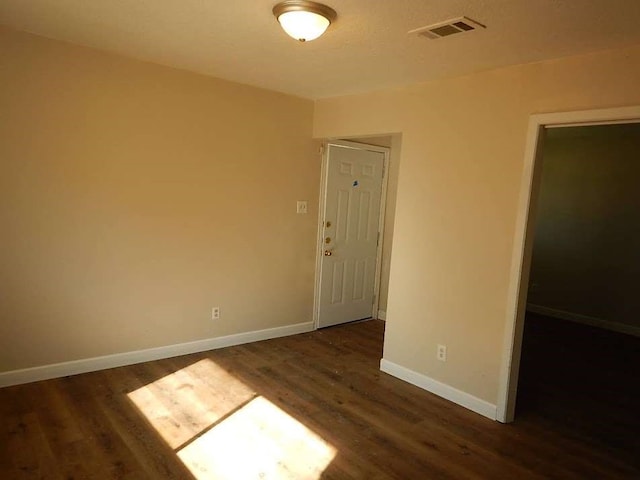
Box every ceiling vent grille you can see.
[409,16,485,40]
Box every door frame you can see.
[312,139,391,329]
[496,105,640,423]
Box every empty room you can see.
[1,1,639,478]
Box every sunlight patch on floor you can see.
[128,358,255,449]
[128,358,336,479]
[178,396,336,479]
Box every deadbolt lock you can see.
[325,237,331,244]
[326,221,332,228]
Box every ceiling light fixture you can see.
[273,1,337,42]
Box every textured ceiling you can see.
[1,0,640,99]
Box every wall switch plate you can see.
[296,200,308,214]
[212,307,220,320]
[437,344,447,362]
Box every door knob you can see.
[324,250,333,256]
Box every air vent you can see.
[409,16,485,40]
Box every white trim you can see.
[313,139,390,328]
[0,321,314,388]
[497,105,640,423]
[380,359,497,420]
[312,142,329,329]
[371,142,390,320]
[377,310,387,321]
[546,119,640,129]
[527,304,640,338]
[529,107,640,127]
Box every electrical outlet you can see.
[437,344,447,362]
[212,307,220,320]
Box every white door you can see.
[318,142,386,328]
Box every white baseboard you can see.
[527,304,640,338]
[0,321,315,389]
[377,310,387,321]
[379,359,497,420]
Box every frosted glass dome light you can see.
[273,1,337,42]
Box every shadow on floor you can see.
[516,313,640,468]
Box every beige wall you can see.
[0,27,319,372]
[314,45,640,404]
[529,124,640,329]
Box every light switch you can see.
[296,201,308,214]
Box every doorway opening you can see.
[517,122,640,466]
[497,106,640,424]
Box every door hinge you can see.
[319,144,325,155]
[372,294,377,305]
[377,232,380,246]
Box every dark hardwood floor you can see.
[1,319,638,479]
[517,312,640,473]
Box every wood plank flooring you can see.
[0,319,638,479]
[517,313,640,475]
